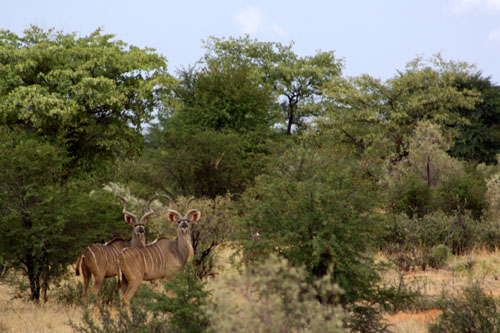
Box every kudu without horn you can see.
[117,195,200,303]
[75,194,156,299]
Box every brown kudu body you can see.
[75,195,156,299]
[117,199,200,303]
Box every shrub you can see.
[379,212,483,255]
[140,264,209,333]
[204,255,346,333]
[55,278,122,306]
[72,264,209,333]
[485,172,500,220]
[433,171,487,220]
[428,283,500,332]
[388,172,433,218]
[428,245,450,269]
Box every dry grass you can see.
[2,247,500,333]
[0,281,84,333]
[379,247,500,333]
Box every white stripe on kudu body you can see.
[75,194,156,300]
[117,202,201,304]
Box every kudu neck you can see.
[176,230,194,264]
[130,233,146,247]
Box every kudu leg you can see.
[121,279,142,304]
[81,258,91,300]
[91,274,105,295]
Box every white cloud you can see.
[234,6,265,35]
[486,0,500,10]
[488,25,500,41]
[447,0,500,14]
[233,5,287,36]
[272,23,286,36]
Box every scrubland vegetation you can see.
[2,26,500,332]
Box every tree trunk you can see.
[42,252,49,302]
[26,255,41,302]
[287,103,294,135]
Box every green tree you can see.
[236,139,381,305]
[168,61,277,133]
[0,26,171,174]
[203,36,343,134]
[323,55,480,163]
[448,73,500,165]
[126,128,273,198]
[0,128,127,302]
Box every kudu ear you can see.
[186,209,201,223]
[124,214,136,225]
[167,209,182,223]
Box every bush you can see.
[485,172,500,220]
[204,255,346,333]
[236,143,382,305]
[141,264,209,333]
[428,245,450,269]
[433,171,487,220]
[429,283,500,332]
[55,278,122,306]
[379,212,485,255]
[388,172,433,218]
[72,264,209,333]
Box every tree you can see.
[125,128,273,198]
[202,36,343,134]
[322,55,480,163]
[0,128,127,301]
[168,62,277,134]
[0,26,171,174]
[236,139,381,305]
[0,26,170,302]
[448,73,500,165]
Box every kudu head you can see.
[116,194,157,247]
[162,196,201,237]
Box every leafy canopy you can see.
[0,25,172,173]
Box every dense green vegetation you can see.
[2,26,500,331]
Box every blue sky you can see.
[2,0,500,83]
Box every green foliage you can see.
[133,127,273,198]
[168,62,277,133]
[236,139,383,306]
[449,74,500,165]
[429,245,450,269]
[55,278,120,306]
[379,212,500,255]
[485,172,500,220]
[73,264,209,333]
[141,264,209,333]
[434,170,487,219]
[205,255,346,333]
[0,26,171,174]
[388,171,432,218]
[323,55,480,162]
[202,36,343,134]
[0,127,128,301]
[429,283,500,333]
[74,301,166,333]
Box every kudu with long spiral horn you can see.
[75,194,156,299]
[117,195,200,303]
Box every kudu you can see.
[75,194,156,299]
[117,196,200,303]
